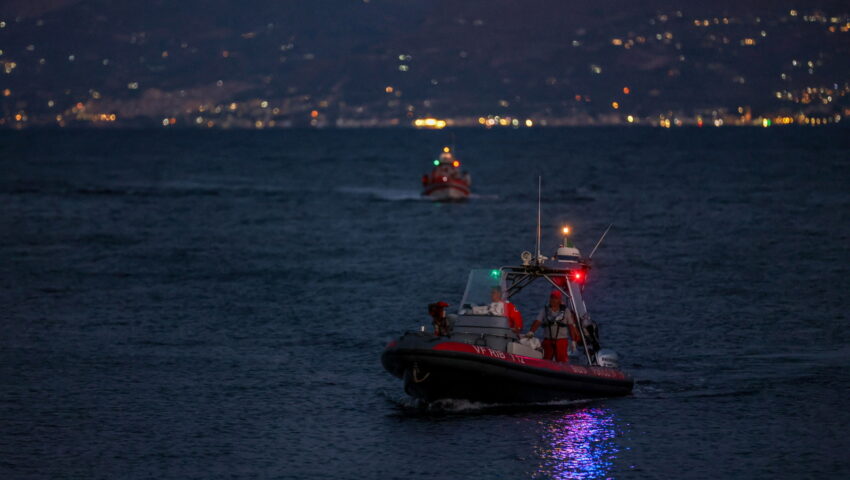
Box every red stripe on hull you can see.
[432,342,628,381]
[422,179,470,198]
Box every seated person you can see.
[428,301,450,336]
[527,289,579,363]
[488,287,522,334]
[579,315,601,356]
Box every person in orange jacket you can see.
[488,287,523,334]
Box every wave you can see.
[380,390,594,416]
[338,186,499,202]
[337,186,429,201]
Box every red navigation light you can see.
[573,270,584,282]
[452,160,460,168]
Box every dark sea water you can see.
[1,128,849,479]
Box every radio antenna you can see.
[535,176,542,263]
[589,223,613,259]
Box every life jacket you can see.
[544,306,583,342]
[542,305,571,340]
[432,317,449,336]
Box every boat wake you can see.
[337,186,428,202]
[381,391,594,416]
[338,186,499,202]
[426,397,595,413]
[468,193,500,200]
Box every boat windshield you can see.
[459,269,503,313]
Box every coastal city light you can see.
[0,6,847,129]
[413,118,447,129]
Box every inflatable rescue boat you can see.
[382,229,634,404]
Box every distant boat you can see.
[421,147,471,201]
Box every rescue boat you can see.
[382,228,634,404]
[421,147,471,201]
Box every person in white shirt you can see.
[527,289,579,362]
[488,287,522,335]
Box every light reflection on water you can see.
[532,406,621,480]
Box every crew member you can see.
[527,289,579,363]
[488,287,522,334]
[579,315,601,357]
[428,301,450,336]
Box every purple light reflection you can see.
[532,407,620,480]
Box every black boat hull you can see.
[382,335,633,404]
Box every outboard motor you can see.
[596,349,620,368]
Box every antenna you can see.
[535,176,542,263]
[588,223,613,259]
